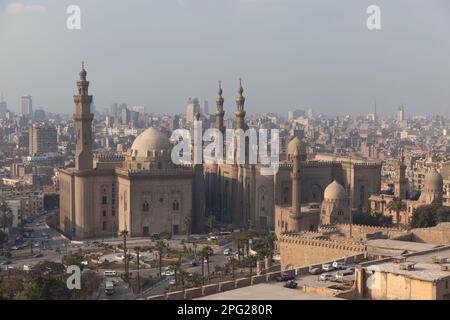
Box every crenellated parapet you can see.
[279,232,366,252]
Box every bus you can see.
[105,281,115,295]
[104,270,118,277]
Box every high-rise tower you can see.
[73,62,94,171]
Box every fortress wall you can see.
[410,223,450,245]
[279,234,366,269]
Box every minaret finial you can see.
[82,61,85,70]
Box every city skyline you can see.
[1,0,450,115]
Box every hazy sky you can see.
[1,0,450,116]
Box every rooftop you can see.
[365,246,450,282]
[196,283,342,300]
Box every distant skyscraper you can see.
[132,105,145,115]
[122,106,130,125]
[29,124,57,155]
[186,97,200,122]
[33,109,46,122]
[202,100,209,114]
[21,95,33,116]
[398,105,405,122]
[110,103,119,118]
[288,109,306,121]
[0,93,7,117]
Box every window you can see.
[102,221,107,231]
[142,201,150,212]
[102,210,107,217]
[102,196,107,205]
[159,198,164,203]
[112,209,115,217]
[172,200,180,211]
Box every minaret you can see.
[73,62,94,171]
[234,78,247,130]
[394,147,408,199]
[215,81,225,133]
[289,148,302,231]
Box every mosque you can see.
[59,65,383,240]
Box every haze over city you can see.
[1,0,450,115]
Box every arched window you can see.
[173,200,179,211]
[142,201,149,212]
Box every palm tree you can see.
[201,246,212,280]
[197,250,207,285]
[262,233,276,260]
[387,197,407,229]
[168,260,181,289]
[184,214,192,239]
[119,230,129,281]
[244,255,257,275]
[228,257,237,280]
[155,241,167,278]
[134,246,141,293]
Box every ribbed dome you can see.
[287,136,307,156]
[424,168,443,189]
[130,127,171,157]
[324,181,347,200]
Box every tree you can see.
[244,255,257,275]
[155,241,167,278]
[386,197,407,228]
[168,260,181,289]
[260,233,276,260]
[0,277,24,300]
[227,257,237,280]
[23,276,71,300]
[353,211,393,227]
[201,246,212,280]
[119,230,129,281]
[411,204,450,228]
[134,246,141,293]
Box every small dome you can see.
[287,137,306,156]
[324,181,347,200]
[130,127,171,157]
[424,168,443,189]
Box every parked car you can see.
[335,269,354,280]
[10,246,18,251]
[169,278,176,286]
[150,233,160,240]
[34,243,40,248]
[322,264,335,272]
[23,265,31,271]
[309,267,324,275]
[223,248,231,256]
[190,259,198,267]
[0,259,12,265]
[284,280,298,289]
[33,253,43,258]
[319,273,334,281]
[332,261,347,270]
[276,273,295,282]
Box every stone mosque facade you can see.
[59,65,382,240]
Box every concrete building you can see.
[355,246,450,300]
[29,124,58,155]
[21,95,33,116]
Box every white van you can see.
[104,270,117,277]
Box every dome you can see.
[130,127,171,157]
[424,168,443,189]
[287,136,307,156]
[324,181,347,201]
